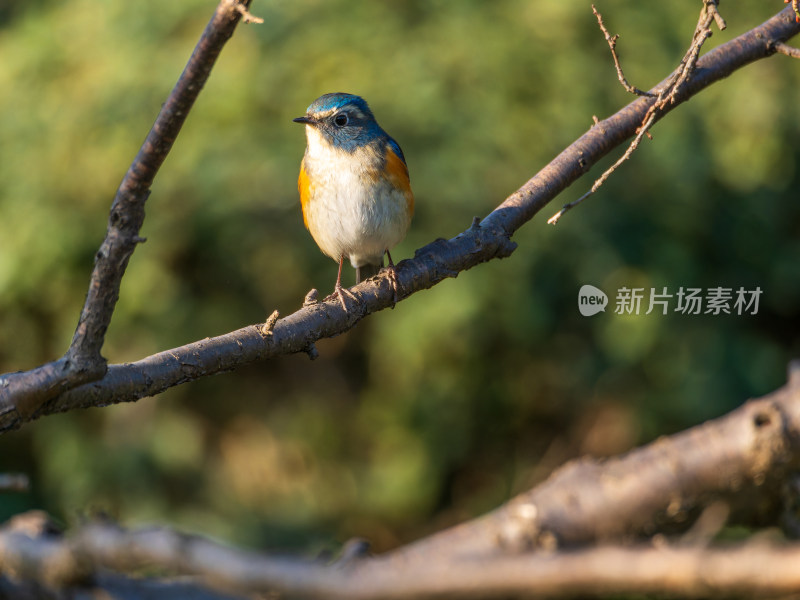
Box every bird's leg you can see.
[384,249,401,305]
[326,254,358,311]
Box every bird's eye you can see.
[333,113,348,127]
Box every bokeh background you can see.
[0,1,798,553]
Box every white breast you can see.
[302,127,411,268]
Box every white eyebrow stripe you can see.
[311,108,337,119]
[311,106,366,120]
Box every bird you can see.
[293,93,414,310]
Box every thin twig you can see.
[548,1,719,224]
[774,40,800,57]
[233,0,264,24]
[547,110,658,224]
[592,4,655,97]
[706,0,727,31]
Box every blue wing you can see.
[386,136,407,168]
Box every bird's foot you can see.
[325,281,358,311]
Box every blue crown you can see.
[307,93,373,119]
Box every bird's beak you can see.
[293,115,317,125]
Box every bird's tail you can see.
[355,262,382,284]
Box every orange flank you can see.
[298,162,312,229]
[384,144,415,216]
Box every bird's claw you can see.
[325,282,358,311]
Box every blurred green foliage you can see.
[0,1,798,552]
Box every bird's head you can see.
[293,93,382,152]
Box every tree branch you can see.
[3,363,800,598]
[0,0,254,429]
[1,6,798,433]
[7,521,800,599]
[383,361,800,565]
